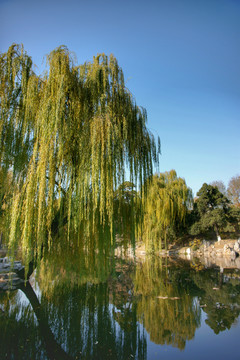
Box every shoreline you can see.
[115,238,240,270]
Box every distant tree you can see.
[190,183,230,240]
[210,181,226,196]
[113,181,140,242]
[227,206,240,233]
[141,170,193,251]
[114,181,138,206]
[227,175,240,207]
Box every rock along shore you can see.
[178,239,240,270]
[0,254,25,291]
[115,239,240,269]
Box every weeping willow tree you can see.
[0,44,160,264]
[141,170,192,252]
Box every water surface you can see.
[0,253,239,360]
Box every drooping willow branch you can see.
[0,44,160,264]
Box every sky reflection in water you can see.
[0,249,240,360]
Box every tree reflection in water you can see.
[191,267,240,334]
[0,289,48,359]
[1,244,240,359]
[134,257,201,349]
[0,243,147,360]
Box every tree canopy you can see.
[141,170,192,251]
[227,175,240,207]
[190,183,230,239]
[0,44,160,263]
[210,181,227,197]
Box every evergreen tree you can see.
[190,183,230,239]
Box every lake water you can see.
[0,253,240,360]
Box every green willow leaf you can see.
[0,44,160,262]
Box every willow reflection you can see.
[35,244,146,360]
[0,290,48,360]
[133,257,201,350]
[1,246,240,359]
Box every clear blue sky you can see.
[1,0,239,195]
